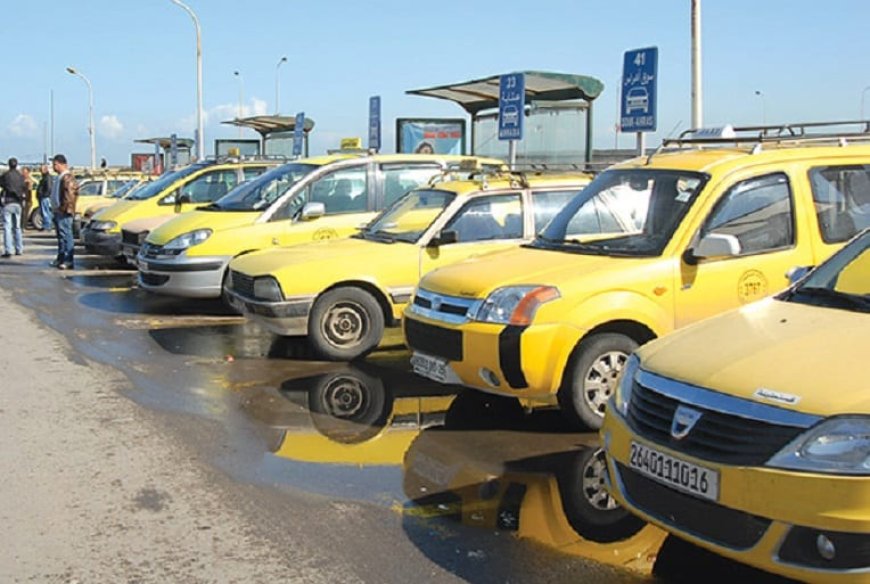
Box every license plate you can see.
[411,352,451,384]
[629,441,719,501]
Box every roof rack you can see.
[662,120,870,148]
[428,161,593,190]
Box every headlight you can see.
[253,277,284,302]
[613,353,641,417]
[164,229,213,251]
[472,285,559,325]
[767,416,870,475]
[89,220,117,232]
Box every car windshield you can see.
[781,229,870,313]
[356,189,455,244]
[210,163,318,211]
[529,168,708,257]
[109,180,140,199]
[125,164,208,201]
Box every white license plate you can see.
[411,352,451,384]
[629,441,719,501]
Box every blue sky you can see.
[2,0,868,166]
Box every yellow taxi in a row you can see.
[137,154,502,299]
[602,228,870,582]
[225,170,593,360]
[404,131,870,429]
[84,158,279,258]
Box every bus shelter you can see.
[133,136,194,172]
[407,71,603,166]
[221,115,315,158]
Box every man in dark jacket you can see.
[50,154,78,269]
[0,158,27,257]
[36,164,54,231]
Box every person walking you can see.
[0,158,27,257]
[50,154,78,269]
[36,164,54,231]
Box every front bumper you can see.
[402,312,584,399]
[602,409,870,582]
[137,255,229,298]
[82,229,122,256]
[224,288,314,336]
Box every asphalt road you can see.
[0,231,794,583]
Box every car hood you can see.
[91,199,143,223]
[418,245,652,299]
[121,215,174,235]
[639,299,870,417]
[148,210,256,245]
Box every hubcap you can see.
[582,448,619,511]
[323,376,365,419]
[582,350,628,416]
[322,301,368,348]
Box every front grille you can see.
[616,462,770,550]
[231,270,255,299]
[626,379,806,466]
[121,229,148,246]
[405,318,463,361]
[140,272,169,286]
[413,295,473,317]
[411,289,481,324]
[778,526,870,570]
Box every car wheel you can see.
[220,269,241,315]
[308,287,385,361]
[30,210,43,230]
[555,447,644,543]
[307,368,390,444]
[558,333,638,430]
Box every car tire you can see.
[557,333,638,430]
[30,210,43,230]
[555,447,644,543]
[308,287,385,361]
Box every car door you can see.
[675,171,812,328]
[419,191,525,278]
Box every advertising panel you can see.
[396,118,466,155]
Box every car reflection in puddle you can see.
[401,390,664,578]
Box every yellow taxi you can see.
[225,170,593,360]
[83,159,277,257]
[136,154,503,299]
[404,123,870,429]
[602,228,870,582]
[75,178,148,235]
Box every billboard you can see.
[131,153,163,175]
[396,118,466,155]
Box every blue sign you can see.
[368,96,381,151]
[293,112,305,156]
[620,47,658,132]
[498,73,525,141]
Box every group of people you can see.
[0,155,79,269]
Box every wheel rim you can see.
[582,350,628,416]
[322,376,366,419]
[321,300,369,349]
[581,448,619,511]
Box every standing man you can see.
[50,154,78,269]
[0,158,27,257]
[36,164,54,231]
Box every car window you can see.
[307,167,368,215]
[564,184,648,237]
[181,169,238,203]
[79,181,103,196]
[443,193,523,243]
[382,165,442,207]
[809,165,870,243]
[106,180,127,194]
[701,173,794,255]
[531,190,581,233]
[243,166,269,181]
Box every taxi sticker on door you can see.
[738,270,768,303]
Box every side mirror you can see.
[177,192,192,205]
[427,229,458,248]
[786,265,813,285]
[693,233,741,260]
[301,201,326,221]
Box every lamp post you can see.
[754,90,767,126]
[65,66,96,170]
[169,0,204,161]
[691,0,703,128]
[275,56,288,115]
[233,70,244,137]
[861,86,870,120]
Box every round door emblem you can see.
[737,270,768,304]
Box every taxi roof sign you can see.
[684,125,737,140]
[340,137,363,150]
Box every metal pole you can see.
[234,70,244,138]
[275,56,287,115]
[49,90,54,156]
[614,76,621,150]
[508,140,517,170]
[636,132,645,156]
[861,86,870,120]
[66,67,96,169]
[755,90,767,125]
[169,0,205,161]
[691,0,702,128]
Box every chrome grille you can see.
[409,288,481,324]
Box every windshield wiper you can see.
[787,286,870,311]
[201,203,223,211]
[353,230,396,243]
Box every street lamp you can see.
[66,66,96,170]
[861,86,870,120]
[275,56,288,115]
[169,0,205,161]
[754,90,767,126]
[233,70,244,137]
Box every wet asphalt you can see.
[0,231,795,583]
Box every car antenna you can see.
[646,120,683,165]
